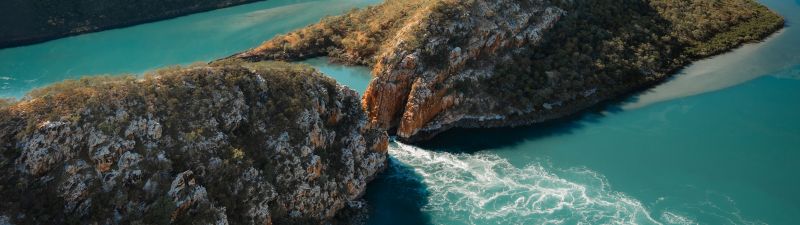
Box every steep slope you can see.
[0,60,388,224]
[0,0,262,48]
[237,0,784,142]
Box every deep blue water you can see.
[1,0,799,224]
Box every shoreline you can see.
[400,8,788,142]
[0,0,264,49]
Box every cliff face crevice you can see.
[239,0,565,139]
[238,0,784,142]
[365,1,566,139]
[0,61,387,224]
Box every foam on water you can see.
[660,212,696,225]
[389,142,664,225]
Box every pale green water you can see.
[2,0,799,224]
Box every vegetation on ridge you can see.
[237,0,783,141]
[487,0,784,108]
[240,0,445,65]
[2,60,340,145]
[242,0,783,71]
[0,60,386,224]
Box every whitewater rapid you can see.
[387,142,691,225]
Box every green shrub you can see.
[486,0,783,107]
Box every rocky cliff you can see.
[237,0,784,142]
[0,0,262,48]
[0,60,388,224]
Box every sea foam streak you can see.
[389,142,665,225]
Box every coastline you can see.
[0,0,264,49]
[229,0,786,142]
[406,15,787,142]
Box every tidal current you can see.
[2,0,799,224]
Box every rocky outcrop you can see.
[0,0,263,48]
[361,0,565,140]
[238,0,783,142]
[0,60,387,224]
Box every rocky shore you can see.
[238,0,784,142]
[0,60,387,224]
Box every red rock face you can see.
[233,0,567,141]
[361,1,566,141]
[395,70,457,138]
[363,54,418,130]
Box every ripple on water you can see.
[660,211,697,225]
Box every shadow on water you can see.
[363,156,433,225]
[418,55,800,155]
[412,0,680,154]
[415,105,609,154]
[414,79,669,154]
[414,60,708,153]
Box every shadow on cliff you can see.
[363,156,433,225]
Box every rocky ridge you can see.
[0,60,388,224]
[237,0,784,142]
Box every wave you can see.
[388,142,664,225]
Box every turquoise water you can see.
[302,57,373,94]
[354,1,800,224]
[0,0,380,98]
[2,0,799,224]
[399,73,800,224]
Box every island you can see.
[0,60,388,224]
[237,0,784,142]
